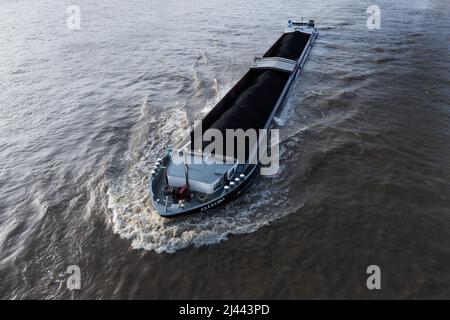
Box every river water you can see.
[0,0,449,299]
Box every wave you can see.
[105,88,304,253]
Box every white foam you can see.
[201,79,233,114]
[107,174,303,254]
[138,95,150,122]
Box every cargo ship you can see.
[150,19,318,217]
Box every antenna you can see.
[184,152,189,187]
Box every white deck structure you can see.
[167,152,238,194]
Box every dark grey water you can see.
[1,0,449,299]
